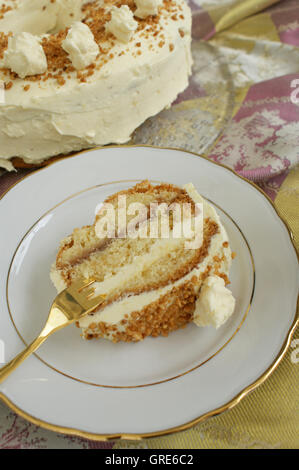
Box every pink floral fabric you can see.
[209,74,299,199]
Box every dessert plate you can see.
[0,146,298,440]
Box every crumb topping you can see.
[0,0,186,88]
[0,3,12,21]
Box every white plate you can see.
[0,146,298,440]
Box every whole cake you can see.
[0,0,192,170]
[50,181,236,342]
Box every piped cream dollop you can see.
[134,0,162,19]
[105,5,138,43]
[62,21,99,70]
[3,32,47,78]
[193,275,235,329]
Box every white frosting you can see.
[0,0,192,167]
[0,0,87,35]
[0,158,15,171]
[193,276,235,329]
[55,0,86,31]
[134,0,162,19]
[0,0,61,35]
[105,5,138,43]
[62,22,99,70]
[3,32,47,78]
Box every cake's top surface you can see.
[0,1,193,168]
[0,0,191,93]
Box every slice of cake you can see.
[50,181,235,342]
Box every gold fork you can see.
[0,278,104,384]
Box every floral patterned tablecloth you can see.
[0,0,298,448]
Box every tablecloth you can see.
[0,0,298,449]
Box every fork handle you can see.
[0,335,48,384]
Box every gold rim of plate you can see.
[0,144,298,442]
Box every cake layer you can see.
[0,0,192,169]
